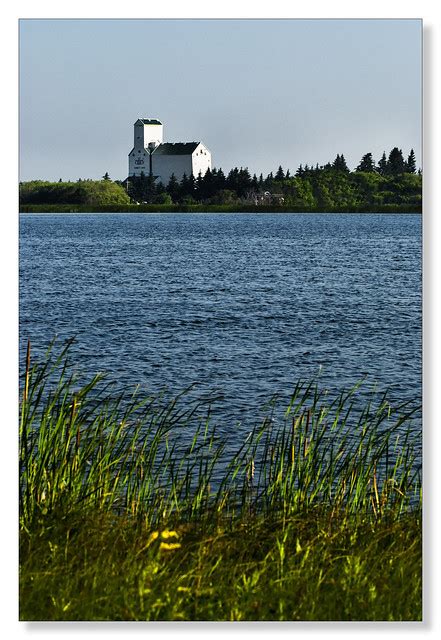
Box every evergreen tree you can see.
[236,167,252,197]
[264,171,274,190]
[129,172,157,202]
[179,173,196,203]
[102,172,111,181]
[295,164,304,177]
[356,153,376,173]
[405,149,417,174]
[195,171,204,201]
[377,152,388,176]
[339,155,349,173]
[275,165,285,181]
[387,147,405,175]
[226,167,239,194]
[200,168,216,200]
[188,173,196,197]
[332,154,350,173]
[166,173,180,201]
[180,173,190,198]
[214,168,226,191]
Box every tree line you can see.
[19,147,421,211]
[123,147,421,210]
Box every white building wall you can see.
[152,155,194,186]
[129,120,164,177]
[128,148,150,177]
[133,120,163,149]
[191,143,212,178]
[144,123,163,148]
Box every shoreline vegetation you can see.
[19,147,422,215]
[20,203,421,214]
[19,343,422,621]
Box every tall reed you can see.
[19,342,421,531]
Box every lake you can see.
[19,212,422,443]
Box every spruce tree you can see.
[387,147,405,175]
[215,168,226,191]
[264,172,274,190]
[195,171,204,201]
[377,152,388,176]
[332,154,350,173]
[405,149,417,174]
[188,173,196,198]
[356,153,376,173]
[201,168,216,199]
[237,167,252,196]
[275,165,285,181]
[180,173,190,198]
[166,173,180,202]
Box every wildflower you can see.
[161,530,179,540]
[146,531,159,546]
[159,542,181,551]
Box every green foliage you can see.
[153,192,173,205]
[356,153,376,173]
[406,149,417,174]
[19,345,422,621]
[387,148,406,176]
[19,179,130,206]
[275,165,285,180]
[211,189,237,204]
[377,152,388,176]
[20,509,421,621]
[332,154,350,173]
[166,173,180,201]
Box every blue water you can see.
[19,212,422,441]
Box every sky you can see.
[19,18,422,181]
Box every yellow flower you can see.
[147,531,159,545]
[161,530,179,539]
[159,542,181,551]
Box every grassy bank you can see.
[19,203,422,214]
[19,343,422,621]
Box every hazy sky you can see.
[19,19,422,181]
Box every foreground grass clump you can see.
[20,509,421,621]
[19,342,422,621]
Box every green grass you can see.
[19,342,422,621]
